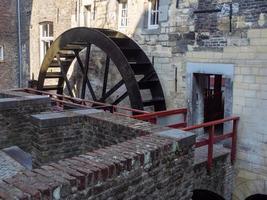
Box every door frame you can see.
[186,62,234,126]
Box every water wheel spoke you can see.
[102,56,110,98]
[112,92,128,105]
[74,48,97,101]
[56,54,74,97]
[100,80,124,101]
[81,45,91,99]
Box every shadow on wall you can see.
[245,194,267,200]
[192,189,225,200]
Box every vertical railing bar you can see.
[231,119,238,164]
[208,125,215,171]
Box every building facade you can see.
[0,0,266,199]
[0,0,20,89]
[0,0,31,89]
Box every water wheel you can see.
[37,27,166,111]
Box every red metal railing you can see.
[133,108,187,128]
[182,116,239,170]
[18,88,148,116]
[18,88,239,170]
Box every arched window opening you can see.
[245,194,267,200]
[192,189,225,200]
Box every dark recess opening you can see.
[192,189,225,200]
[193,73,225,133]
[246,194,267,200]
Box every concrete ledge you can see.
[0,95,50,111]
[31,109,103,127]
[155,129,196,149]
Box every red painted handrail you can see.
[18,88,239,171]
[133,108,187,127]
[182,116,239,171]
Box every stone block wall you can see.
[31,109,165,167]
[0,126,196,200]
[185,28,267,199]
[0,91,51,152]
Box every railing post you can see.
[231,119,238,164]
[208,125,215,171]
[183,112,187,127]
[150,118,157,124]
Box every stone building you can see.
[0,0,267,199]
[0,0,31,89]
[0,0,20,89]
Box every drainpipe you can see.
[17,0,22,87]
[78,0,81,26]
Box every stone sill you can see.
[141,28,161,35]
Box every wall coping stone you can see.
[155,129,196,149]
[0,95,50,111]
[31,109,103,127]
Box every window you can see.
[118,2,128,28]
[148,0,159,29]
[84,5,91,27]
[0,46,3,61]
[40,22,53,63]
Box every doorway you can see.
[186,63,234,130]
[194,73,225,133]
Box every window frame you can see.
[148,0,160,29]
[84,5,91,27]
[118,1,128,28]
[40,22,54,64]
[0,46,3,62]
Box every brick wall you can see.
[0,0,31,89]
[193,146,233,200]
[31,109,167,167]
[0,92,235,199]
[0,128,196,200]
[0,91,51,152]
[0,0,19,89]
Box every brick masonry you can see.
[0,91,234,200]
[0,0,19,89]
[0,114,234,199]
[194,146,233,200]
[0,90,51,152]
[0,0,32,89]
[0,132,196,200]
[1,0,265,198]
[31,109,162,167]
